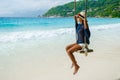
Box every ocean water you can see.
[0,17,120,42]
[0,17,120,55]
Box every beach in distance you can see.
[0,17,120,80]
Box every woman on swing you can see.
[66,11,91,75]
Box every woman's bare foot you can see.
[73,64,80,75]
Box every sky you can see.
[0,0,74,17]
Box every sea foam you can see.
[91,23,120,31]
[0,23,120,43]
[0,28,74,42]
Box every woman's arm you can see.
[74,15,78,28]
[83,18,89,29]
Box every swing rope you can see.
[84,0,88,56]
[74,0,77,41]
[85,0,87,17]
[74,0,93,56]
[74,0,76,16]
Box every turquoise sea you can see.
[0,17,120,56]
[0,17,120,43]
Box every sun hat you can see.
[80,11,85,17]
[77,11,85,19]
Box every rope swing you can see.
[74,0,93,56]
[85,0,88,17]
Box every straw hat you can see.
[79,11,85,17]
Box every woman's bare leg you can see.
[66,43,76,51]
[66,44,82,75]
[66,43,76,68]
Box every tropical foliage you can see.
[43,0,120,18]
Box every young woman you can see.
[66,11,91,75]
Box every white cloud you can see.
[0,0,73,17]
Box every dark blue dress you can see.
[76,23,91,44]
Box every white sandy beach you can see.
[0,21,120,80]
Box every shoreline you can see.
[1,16,120,18]
[39,16,120,18]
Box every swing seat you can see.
[76,48,93,56]
[80,48,93,53]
